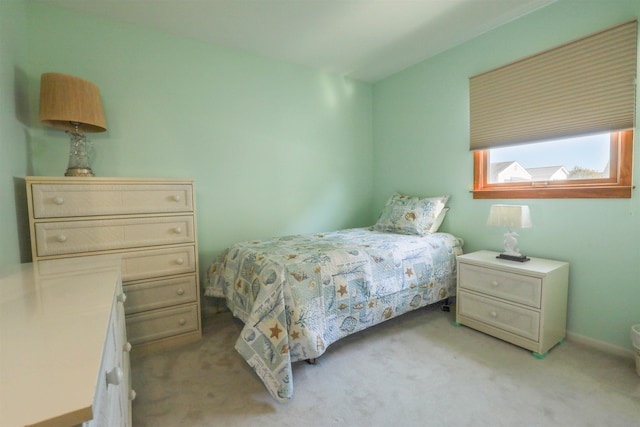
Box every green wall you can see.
[373,0,640,351]
[25,3,374,270]
[0,0,30,272]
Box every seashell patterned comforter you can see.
[205,227,463,402]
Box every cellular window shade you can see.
[469,20,637,151]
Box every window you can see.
[468,20,636,199]
[473,130,633,199]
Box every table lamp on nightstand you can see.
[487,204,532,262]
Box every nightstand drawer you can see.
[35,216,195,257]
[126,304,199,345]
[124,275,198,315]
[121,246,196,282]
[31,183,193,218]
[458,291,540,341]
[459,264,542,308]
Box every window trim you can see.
[472,130,634,199]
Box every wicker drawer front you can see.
[120,246,196,282]
[124,275,197,315]
[458,291,540,341]
[459,264,542,308]
[35,216,194,257]
[126,304,199,345]
[31,183,193,218]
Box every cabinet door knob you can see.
[174,226,183,234]
[106,367,123,386]
[53,197,64,205]
[56,235,67,243]
[176,258,185,265]
[172,195,181,202]
[176,288,185,296]
[179,318,186,326]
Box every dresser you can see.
[0,255,132,427]
[455,250,569,358]
[25,176,202,353]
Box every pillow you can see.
[374,193,449,235]
[428,207,449,234]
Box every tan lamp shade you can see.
[39,72,107,133]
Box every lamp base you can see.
[496,253,530,262]
[65,167,94,177]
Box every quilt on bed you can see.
[205,227,463,402]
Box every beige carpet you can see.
[131,304,640,426]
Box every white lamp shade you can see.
[487,205,532,229]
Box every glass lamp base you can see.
[65,130,95,177]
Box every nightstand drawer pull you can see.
[53,197,64,205]
[56,235,67,243]
[174,226,183,234]
[176,258,185,265]
[179,318,186,326]
[490,311,497,318]
[172,195,181,202]
[176,288,185,296]
[491,281,499,287]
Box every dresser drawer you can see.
[126,304,199,345]
[458,291,540,341]
[31,183,193,218]
[459,264,542,308]
[121,246,196,282]
[124,275,198,315]
[35,216,195,257]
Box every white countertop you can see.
[0,255,122,427]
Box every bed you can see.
[205,193,463,402]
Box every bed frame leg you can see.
[442,297,454,312]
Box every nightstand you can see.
[454,250,569,359]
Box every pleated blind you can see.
[470,20,637,151]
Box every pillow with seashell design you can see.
[374,193,449,235]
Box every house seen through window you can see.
[488,133,610,184]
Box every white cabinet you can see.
[455,250,569,358]
[0,256,132,427]
[26,177,202,353]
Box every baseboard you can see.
[566,331,634,360]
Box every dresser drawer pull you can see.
[491,281,499,288]
[176,288,185,296]
[53,196,64,205]
[56,235,67,243]
[490,311,498,318]
[174,226,183,234]
[124,342,132,352]
[179,318,186,326]
[106,367,123,386]
[172,195,181,202]
[117,293,127,304]
[176,258,185,265]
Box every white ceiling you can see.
[37,0,556,82]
